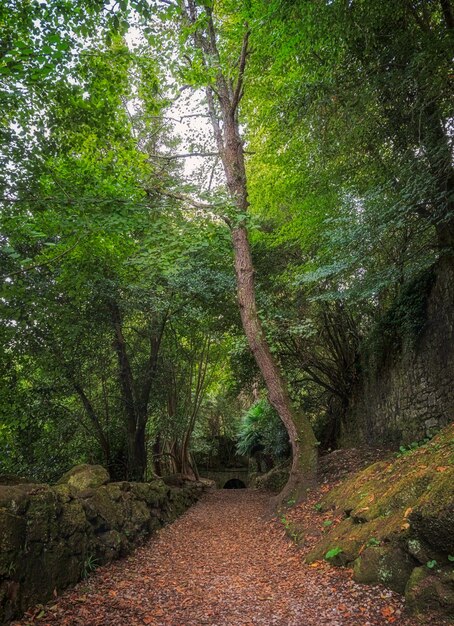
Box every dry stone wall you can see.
[342,260,454,446]
[0,465,206,624]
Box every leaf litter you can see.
[12,456,452,626]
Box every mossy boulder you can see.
[59,499,88,538]
[26,487,61,543]
[0,510,26,577]
[0,474,206,625]
[97,529,122,562]
[405,566,454,615]
[254,464,289,493]
[0,483,38,515]
[79,486,122,531]
[305,423,454,613]
[162,473,186,487]
[58,464,110,490]
[353,546,416,593]
[409,467,454,554]
[129,480,167,506]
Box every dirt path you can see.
[15,490,449,626]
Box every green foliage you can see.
[325,547,343,560]
[280,514,304,545]
[2,0,452,480]
[395,436,434,458]
[236,399,290,461]
[323,520,333,528]
[82,555,99,579]
[367,537,381,548]
[364,268,436,369]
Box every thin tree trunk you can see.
[110,301,144,481]
[73,382,111,466]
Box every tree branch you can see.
[232,27,250,113]
[1,236,82,281]
[149,151,219,160]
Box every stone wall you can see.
[0,465,207,624]
[342,260,454,446]
[199,468,250,489]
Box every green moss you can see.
[406,566,454,615]
[306,424,454,610]
[254,465,289,493]
[364,267,435,370]
[58,464,110,491]
[353,546,415,593]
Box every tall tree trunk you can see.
[178,1,319,502]
[110,303,166,481]
[111,301,145,481]
[232,225,318,501]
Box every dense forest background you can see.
[1,0,453,485]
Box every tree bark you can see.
[178,1,319,502]
[73,382,111,466]
[231,226,318,501]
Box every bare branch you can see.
[207,155,220,191]
[152,186,232,227]
[149,151,220,160]
[205,86,224,153]
[232,27,250,113]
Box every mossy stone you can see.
[353,546,415,593]
[59,500,88,538]
[0,484,34,515]
[129,480,167,506]
[254,465,289,493]
[0,510,26,576]
[97,530,122,562]
[409,467,454,553]
[26,488,61,543]
[405,566,454,615]
[58,464,110,491]
[79,486,122,531]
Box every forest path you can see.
[16,490,440,626]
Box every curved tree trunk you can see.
[177,0,319,504]
[232,225,318,502]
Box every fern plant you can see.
[236,399,290,460]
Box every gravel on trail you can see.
[14,488,451,626]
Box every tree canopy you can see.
[1,0,452,494]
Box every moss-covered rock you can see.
[405,536,444,565]
[58,464,110,490]
[0,483,37,515]
[97,530,122,562]
[79,486,122,531]
[122,499,151,541]
[305,423,454,613]
[405,566,454,615]
[129,480,167,506]
[0,510,26,576]
[26,488,61,543]
[0,469,207,625]
[254,464,289,493]
[353,546,416,593]
[409,467,454,554]
[59,499,88,538]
